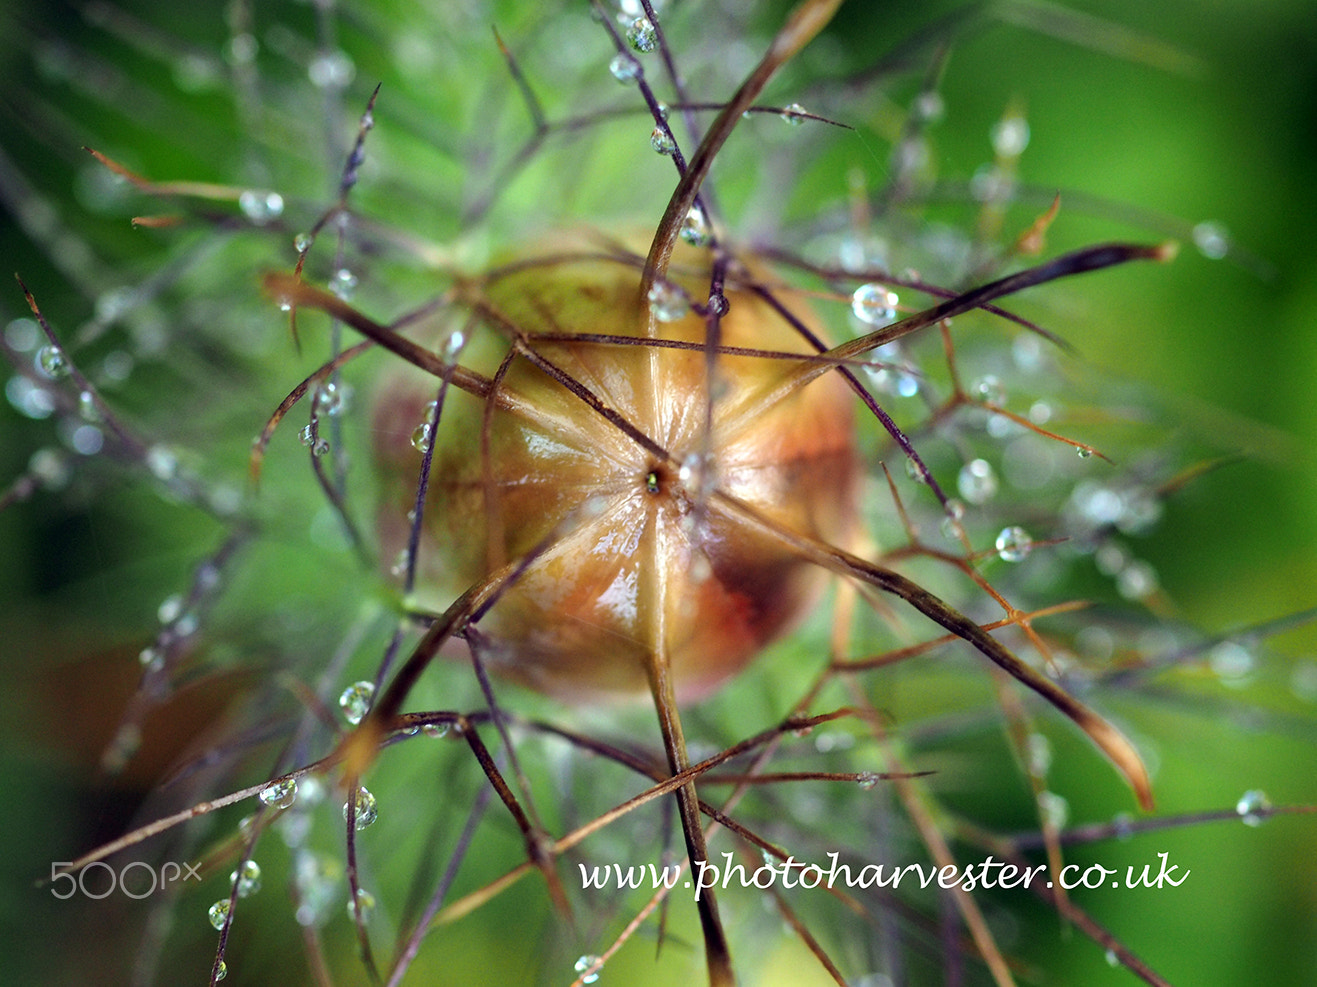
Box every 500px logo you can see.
[48,861,201,900]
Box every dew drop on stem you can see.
[1235,789,1270,827]
[258,777,298,809]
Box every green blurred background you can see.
[1,1,1315,985]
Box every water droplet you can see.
[145,444,178,481]
[1116,559,1157,601]
[609,53,639,82]
[66,423,103,456]
[28,447,69,489]
[650,125,677,155]
[207,899,230,931]
[6,376,55,419]
[343,787,378,830]
[312,438,330,457]
[995,525,1033,562]
[35,345,69,379]
[391,548,411,577]
[856,771,880,790]
[76,390,101,422]
[850,282,899,327]
[293,851,341,928]
[231,860,262,898]
[1111,811,1135,842]
[4,317,39,352]
[1012,333,1044,372]
[625,16,657,52]
[338,681,375,725]
[970,374,1005,406]
[1192,221,1229,260]
[1025,733,1052,775]
[157,594,183,625]
[574,955,602,984]
[138,646,163,670]
[238,190,284,224]
[224,32,258,66]
[780,102,807,125]
[259,777,298,809]
[1290,660,1317,703]
[293,232,314,254]
[330,268,358,300]
[410,421,432,452]
[423,722,450,739]
[1038,790,1068,830]
[314,382,347,417]
[1105,949,1120,968]
[1027,401,1052,425]
[913,90,944,122]
[1235,789,1270,827]
[1076,446,1093,459]
[647,281,689,322]
[299,424,317,448]
[939,499,966,540]
[308,49,355,89]
[679,206,711,246]
[347,888,376,920]
[1209,640,1254,685]
[441,330,466,364]
[990,113,1030,157]
[904,457,929,485]
[957,459,998,505]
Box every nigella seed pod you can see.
[373,240,857,702]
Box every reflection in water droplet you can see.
[650,126,677,155]
[626,16,657,53]
[995,525,1033,562]
[680,206,711,246]
[314,382,347,417]
[850,283,899,326]
[259,777,298,809]
[231,860,262,898]
[344,787,379,830]
[207,899,230,931]
[35,345,69,379]
[781,102,807,125]
[856,771,879,790]
[338,681,375,725]
[331,268,358,300]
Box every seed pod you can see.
[374,242,857,702]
